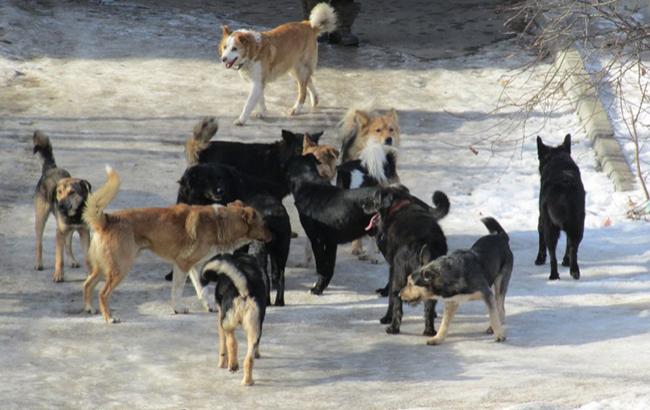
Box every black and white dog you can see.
[535,134,585,280]
[201,253,267,386]
[184,116,322,199]
[400,217,513,345]
[176,163,291,306]
[287,153,377,294]
[363,185,449,335]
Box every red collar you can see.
[388,199,410,215]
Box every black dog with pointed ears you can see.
[535,134,585,280]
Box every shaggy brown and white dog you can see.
[339,107,401,163]
[82,166,272,323]
[218,3,337,125]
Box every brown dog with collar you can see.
[82,166,272,323]
[33,131,92,282]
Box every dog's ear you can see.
[354,110,370,129]
[418,244,432,266]
[242,206,258,225]
[303,134,317,151]
[185,209,201,242]
[227,200,245,208]
[309,131,324,144]
[536,136,547,160]
[80,180,92,194]
[562,133,571,153]
[221,25,232,36]
[281,129,298,144]
[329,147,340,159]
[388,108,398,123]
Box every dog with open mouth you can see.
[218,3,337,125]
[33,131,92,282]
[399,217,513,345]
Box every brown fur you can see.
[302,135,339,180]
[218,297,261,385]
[33,131,91,282]
[339,108,401,162]
[82,167,271,323]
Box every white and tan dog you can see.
[219,3,337,125]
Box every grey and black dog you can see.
[33,131,92,282]
[400,217,513,345]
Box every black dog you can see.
[363,185,449,335]
[287,153,378,294]
[400,217,513,345]
[535,134,585,280]
[185,116,322,199]
[201,253,267,386]
[175,163,291,306]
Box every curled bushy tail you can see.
[309,3,337,34]
[32,130,56,171]
[481,217,509,242]
[201,257,249,297]
[83,166,120,230]
[185,117,219,166]
[430,191,450,220]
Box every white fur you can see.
[203,259,250,297]
[236,29,261,43]
[235,61,264,125]
[360,140,388,184]
[309,3,337,33]
[350,169,364,189]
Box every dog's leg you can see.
[188,267,212,312]
[351,238,364,256]
[310,240,337,294]
[171,264,190,314]
[82,264,102,314]
[241,314,260,386]
[217,312,228,369]
[567,227,583,280]
[427,301,459,345]
[34,195,50,271]
[99,272,124,323]
[423,300,437,336]
[482,290,506,342]
[307,78,319,109]
[534,214,547,265]
[288,70,308,116]
[225,330,239,372]
[235,79,263,126]
[302,240,314,268]
[53,228,66,282]
[544,223,561,280]
[64,230,80,268]
[255,88,268,118]
[561,241,570,267]
[270,254,285,307]
[380,265,395,320]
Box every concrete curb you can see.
[552,46,636,192]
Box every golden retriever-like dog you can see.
[218,3,337,125]
[82,166,272,323]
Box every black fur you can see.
[286,154,378,294]
[175,163,291,306]
[535,134,585,280]
[364,185,449,335]
[336,149,398,189]
[195,129,322,199]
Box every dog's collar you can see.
[388,199,410,215]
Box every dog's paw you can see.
[52,271,64,283]
[173,306,190,314]
[84,305,97,315]
[570,269,580,280]
[233,118,246,126]
[229,363,239,373]
[34,263,44,271]
[426,337,443,346]
[274,299,285,307]
[69,261,80,269]
[561,256,570,267]
[241,378,254,386]
[548,273,560,281]
[376,287,389,297]
[218,356,227,369]
[108,316,121,324]
[287,107,299,116]
[379,315,391,324]
[309,286,323,295]
[423,328,437,337]
[351,247,364,256]
[494,333,507,343]
[385,325,400,334]
[534,255,546,265]
[255,110,267,119]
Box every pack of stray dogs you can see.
[30,3,586,387]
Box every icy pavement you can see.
[1,1,649,409]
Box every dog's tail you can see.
[185,117,219,166]
[201,257,250,297]
[32,131,57,172]
[481,217,509,243]
[83,165,120,230]
[309,3,337,34]
[430,191,450,220]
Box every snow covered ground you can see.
[1,1,650,409]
